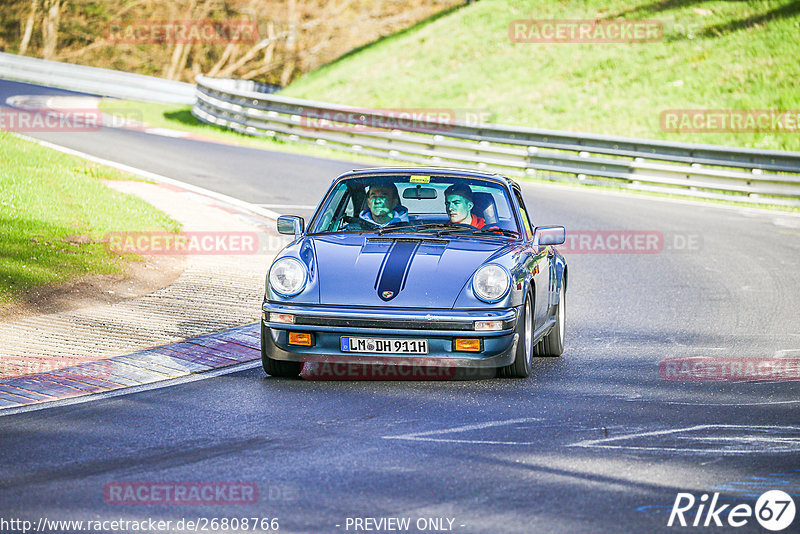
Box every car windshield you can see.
[308,174,520,237]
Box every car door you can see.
[512,187,550,331]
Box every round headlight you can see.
[472,264,510,303]
[268,257,307,297]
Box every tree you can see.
[41,0,62,60]
[18,0,39,56]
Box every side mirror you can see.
[534,226,565,246]
[277,215,304,238]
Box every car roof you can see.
[336,167,518,188]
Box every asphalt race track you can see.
[1,80,799,533]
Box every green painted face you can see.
[367,187,396,223]
[445,194,473,224]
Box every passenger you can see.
[444,184,485,228]
[359,182,409,227]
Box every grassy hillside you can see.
[282,0,800,151]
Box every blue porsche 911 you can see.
[261,168,567,378]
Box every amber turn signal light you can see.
[288,332,313,346]
[454,338,481,352]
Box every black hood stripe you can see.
[375,241,420,301]
[374,242,394,290]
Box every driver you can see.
[444,184,485,228]
[359,181,409,227]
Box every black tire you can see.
[498,292,534,378]
[537,282,565,357]
[261,327,303,378]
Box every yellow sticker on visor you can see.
[409,175,431,183]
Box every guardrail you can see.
[194,75,800,207]
[0,52,194,105]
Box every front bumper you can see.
[261,302,519,368]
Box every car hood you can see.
[312,234,509,308]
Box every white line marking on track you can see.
[257,204,317,210]
[666,400,800,406]
[143,127,191,137]
[383,417,542,444]
[568,424,800,455]
[0,360,261,417]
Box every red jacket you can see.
[471,214,486,228]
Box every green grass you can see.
[0,133,180,304]
[283,0,800,152]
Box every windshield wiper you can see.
[376,223,517,238]
[417,224,472,233]
[377,223,417,235]
[471,228,520,237]
[378,223,452,235]
[431,226,520,238]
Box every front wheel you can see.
[537,282,565,357]
[261,326,303,378]
[498,293,534,378]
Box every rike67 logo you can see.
[668,490,796,530]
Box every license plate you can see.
[341,337,428,354]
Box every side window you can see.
[315,185,349,232]
[330,192,354,231]
[513,189,533,240]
